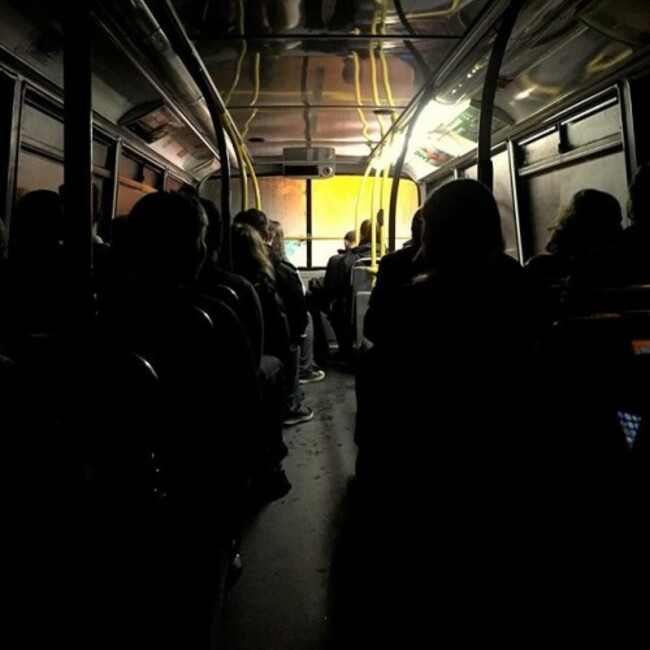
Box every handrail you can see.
[149,0,239,267]
[477,0,524,190]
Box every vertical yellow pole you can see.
[380,163,390,256]
[356,162,373,246]
[371,166,382,270]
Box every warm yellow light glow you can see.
[311,175,418,244]
[370,99,472,172]
[371,133,405,170]
[409,98,471,145]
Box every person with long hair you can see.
[269,219,325,384]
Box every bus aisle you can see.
[217,366,358,649]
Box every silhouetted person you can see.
[305,228,358,362]
[525,188,623,322]
[342,229,356,251]
[359,178,534,488]
[569,163,650,311]
[196,197,264,365]
[351,179,538,642]
[234,208,313,425]
[103,191,269,649]
[195,199,290,482]
[3,190,64,351]
[363,209,424,346]
[324,218,375,360]
[269,218,325,384]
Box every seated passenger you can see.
[111,191,275,504]
[196,196,264,367]
[231,222,291,372]
[353,179,539,638]
[568,163,650,311]
[341,229,356,252]
[358,179,535,503]
[363,209,424,347]
[3,190,65,351]
[323,218,376,360]
[234,208,314,425]
[194,197,288,472]
[525,189,622,323]
[304,229,357,362]
[268,219,325,384]
[98,190,279,647]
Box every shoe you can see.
[299,368,326,384]
[283,405,314,426]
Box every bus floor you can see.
[216,365,359,649]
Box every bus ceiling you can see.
[1,0,649,182]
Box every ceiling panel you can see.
[171,0,491,162]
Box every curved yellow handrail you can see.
[352,52,372,143]
[369,8,385,140]
[407,0,461,20]
[223,118,248,211]
[379,0,396,125]
[355,160,374,245]
[243,146,261,209]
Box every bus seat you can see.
[210,282,241,314]
[350,257,374,292]
[89,299,249,648]
[544,312,650,485]
[355,290,372,349]
[348,258,376,350]
[568,283,650,315]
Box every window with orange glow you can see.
[116,184,149,217]
[257,178,307,267]
[311,176,419,266]
[201,175,420,268]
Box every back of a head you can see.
[231,222,274,280]
[233,208,270,242]
[628,162,650,230]
[546,189,622,257]
[344,230,356,248]
[199,198,223,261]
[9,190,63,262]
[420,179,503,268]
[269,219,287,260]
[358,219,372,245]
[59,183,102,226]
[128,191,207,281]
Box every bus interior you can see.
[1,0,649,647]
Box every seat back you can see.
[568,283,650,316]
[350,257,375,294]
[546,312,650,488]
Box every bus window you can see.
[116,153,157,216]
[16,152,63,198]
[311,176,419,266]
[203,175,419,268]
[256,177,307,267]
[464,150,519,259]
